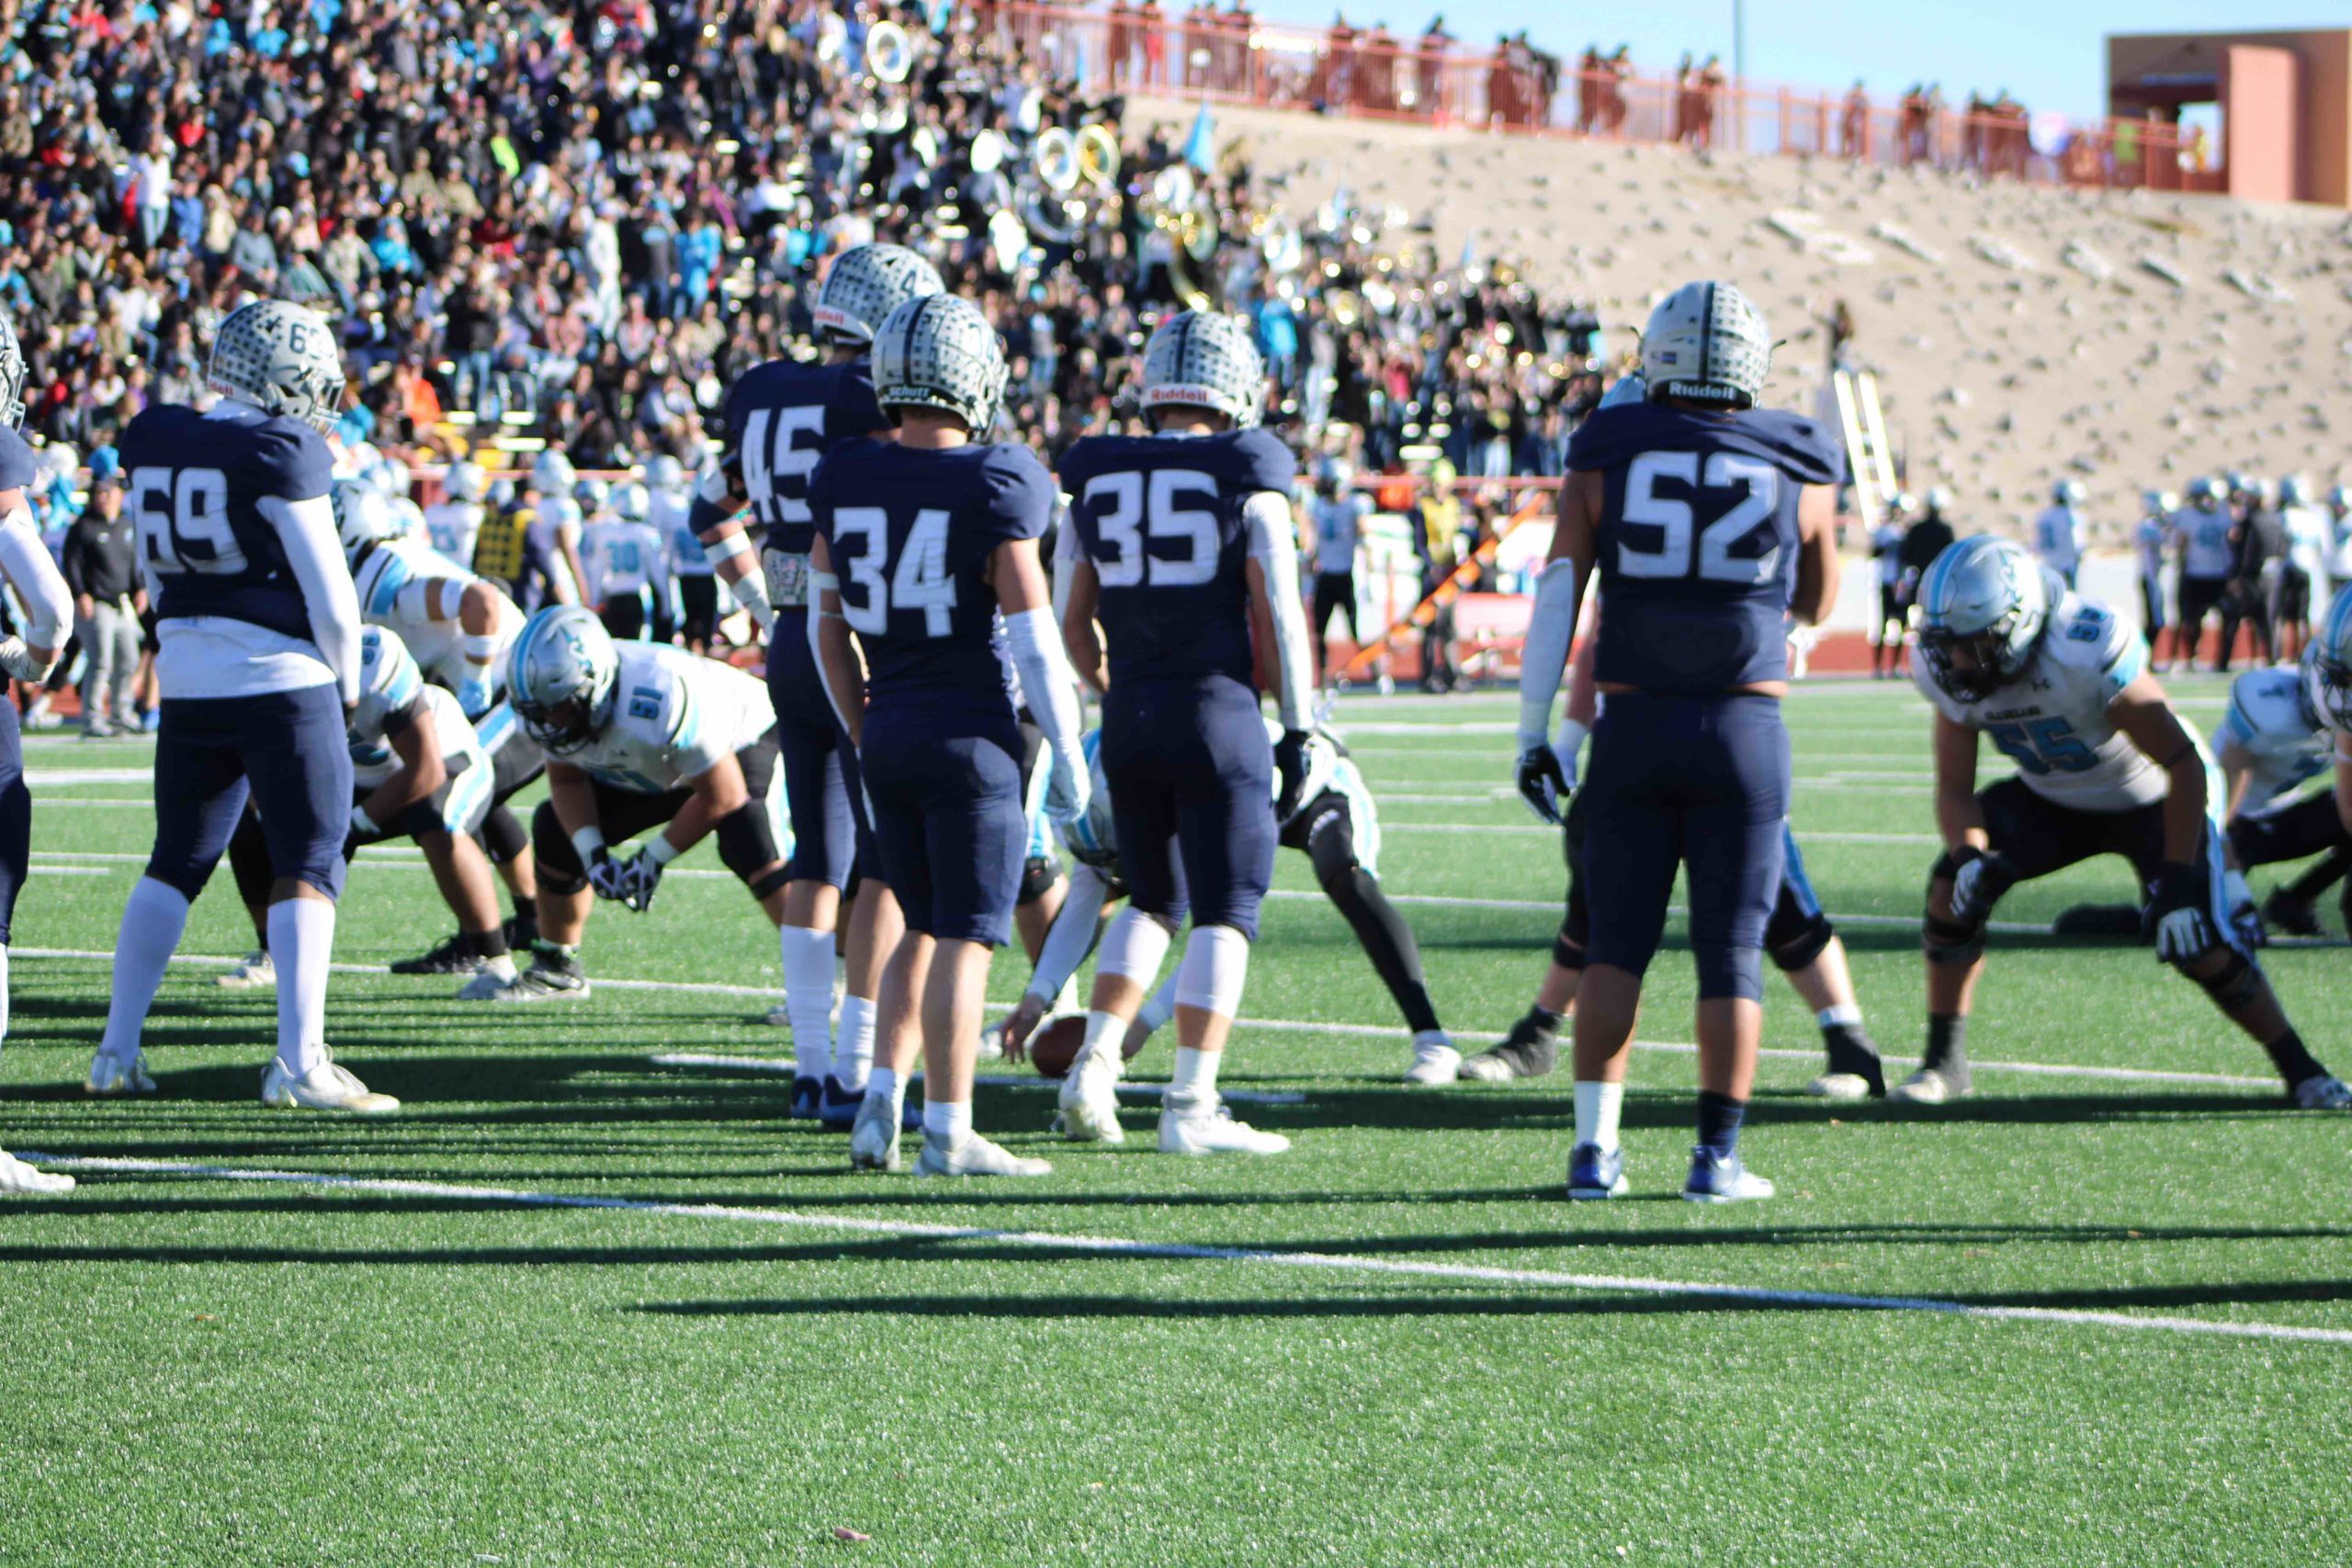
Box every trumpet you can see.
[1141,165,1220,311]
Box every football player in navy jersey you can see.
[809,293,1090,1178]
[1516,282,1842,1202]
[690,243,944,1124]
[1050,310,1322,1153]
[86,299,393,1114]
[0,311,78,1192]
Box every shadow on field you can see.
[1246,1088,2301,1134]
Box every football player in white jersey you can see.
[424,460,490,568]
[1902,536,2348,1110]
[582,480,671,641]
[0,309,77,1191]
[337,480,525,718]
[370,456,429,543]
[647,455,714,652]
[2276,475,2330,663]
[2032,479,2086,590]
[502,606,794,998]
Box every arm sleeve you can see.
[1051,497,1082,627]
[1517,556,1582,749]
[264,491,364,703]
[1244,490,1315,731]
[1003,604,1084,770]
[1026,862,1111,1004]
[0,506,72,652]
[805,572,859,738]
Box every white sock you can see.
[268,897,337,1079]
[868,1066,899,1107]
[922,1099,972,1143]
[834,994,877,1093]
[481,951,517,981]
[1573,1079,1624,1154]
[778,925,836,1081]
[1169,1045,1219,1110]
[1816,1003,1862,1030]
[1078,1010,1127,1077]
[99,877,190,1061]
[0,946,10,1047]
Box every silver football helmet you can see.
[209,299,345,432]
[1916,536,2050,705]
[1638,281,1771,411]
[645,454,685,491]
[872,295,1007,434]
[0,309,27,429]
[332,479,402,562]
[612,480,650,523]
[533,450,577,497]
[508,605,620,756]
[1140,310,1265,427]
[814,243,945,347]
[2306,582,2352,736]
[444,461,488,503]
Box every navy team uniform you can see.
[717,357,890,891]
[122,403,354,903]
[1059,430,1293,938]
[0,427,36,945]
[811,438,1053,944]
[1570,401,1840,998]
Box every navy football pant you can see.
[1556,795,1831,976]
[147,685,354,903]
[766,607,875,891]
[0,700,25,943]
[861,707,1025,945]
[1101,675,1275,941]
[1577,692,1790,1000]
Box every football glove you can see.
[1273,728,1310,821]
[586,849,632,903]
[2151,863,2214,963]
[1946,847,2018,926]
[1515,741,1569,825]
[456,672,497,719]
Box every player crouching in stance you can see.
[809,295,1090,1177]
[1052,310,1318,1153]
[1515,282,1843,1202]
[0,310,78,1188]
[505,606,792,998]
[87,300,394,1113]
[1902,537,2349,1110]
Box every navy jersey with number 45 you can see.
[118,401,334,643]
[718,357,889,557]
[1058,428,1295,687]
[811,439,1055,720]
[1569,402,1841,693]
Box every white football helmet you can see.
[368,457,413,501]
[1639,281,1771,410]
[574,477,609,515]
[872,295,1007,434]
[612,481,650,523]
[1916,536,2050,704]
[533,450,577,497]
[444,461,488,503]
[645,454,685,491]
[1140,310,1265,428]
[2052,478,2085,506]
[332,479,401,561]
[2185,477,2220,504]
[209,299,345,432]
[508,606,620,756]
[2307,583,2352,735]
[1925,486,1953,513]
[814,243,946,346]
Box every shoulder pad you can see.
[243,417,334,501]
[1230,427,1299,494]
[983,444,1055,536]
[2045,597,2144,701]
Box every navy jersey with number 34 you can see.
[1569,402,1840,692]
[1058,428,1295,686]
[118,401,335,642]
[810,439,1054,721]
[718,357,889,556]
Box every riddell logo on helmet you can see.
[1146,386,1216,404]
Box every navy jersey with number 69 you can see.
[811,438,1054,722]
[118,401,334,642]
[717,357,889,556]
[1058,428,1295,687]
[1568,402,1840,692]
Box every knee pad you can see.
[1175,923,1250,1017]
[533,800,589,896]
[1552,930,1587,973]
[479,804,528,865]
[1691,942,1765,1002]
[1767,907,1835,974]
[748,864,792,903]
[2183,946,2262,1009]
[714,800,781,886]
[1018,854,1060,906]
[1098,904,1177,983]
[1922,910,1984,968]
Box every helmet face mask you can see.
[814,243,946,347]
[1917,537,2048,705]
[1140,310,1265,428]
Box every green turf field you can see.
[3,675,2348,1566]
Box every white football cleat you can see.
[1890,1068,1968,1104]
[1805,1072,1875,1101]
[1053,1044,1126,1144]
[1159,1103,1290,1156]
[0,1151,73,1195]
[849,1088,904,1172]
[760,1001,791,1028]
[455,964,516,1001]
[260,1055,400,1114]
[2292,1074,2352,1110]
[1404,1032,1462,1086]
[915,1131,1052,1178]
[85,1049,157,1097]
[215,951,276,989]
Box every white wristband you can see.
[644,833,680,867]
[571,826,606,863]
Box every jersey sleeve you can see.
[806,448,837,545]
[1235,429,1299,496]
[1564,405,1641,471]
[0,429,37,492]
[662,662,730,782]
[2055,599,2147,705]
[829,362,891,445]
[244,418,334,502]
[982,446,1055,543]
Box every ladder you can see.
[1831,369,1899,528]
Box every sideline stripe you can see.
[16,1153,2348,1348]
[5,949,2284,1089]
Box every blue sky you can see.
[1241,1,2342,121]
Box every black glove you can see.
[1516,743,1569,825]
[1274,728,1310,821]
[1945,845,2018,926]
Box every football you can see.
[1027,1015,1088,1079]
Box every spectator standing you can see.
[61,470,141,738]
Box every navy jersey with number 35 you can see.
[718,357,889,556]
[1569,402,1840,692]
[1058,428,1295,686]
[811,439,1054,722]
[118,401,335,642]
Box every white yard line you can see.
[13,1152,2346,1348]
[649,1053,1306,1105]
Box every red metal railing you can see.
[981,2,2196,192]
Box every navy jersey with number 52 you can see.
[1568,402,1840,692]
[118,401,334,642]
[1058,428,1295,687]
[717,357,889,556]
[810,438,1054,721]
